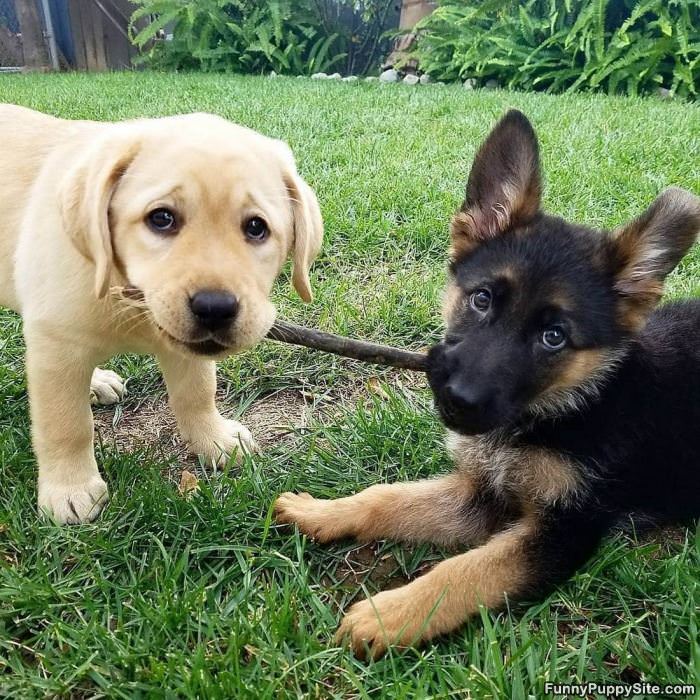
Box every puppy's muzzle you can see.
[428,342,504,435]
[189,289,239,332]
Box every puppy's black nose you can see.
[189,290,239,331]
[444,379,487,415]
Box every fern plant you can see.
[412,0,699,97]
[129,0,346,75]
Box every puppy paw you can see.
[274,492,351,543]
[38,475,109,524]
[90,368,126,406]
[187,418,258,465]
[335,587,422,660]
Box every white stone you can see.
[379,68,399,83]
[657,87,672,99]
[328,72,342,80]
[269,71,277,78]
[419,73,432,84]
[484,78,500,90]
[463,78,477,90]
[403,74,420,85]
[365,76,378,82]
[342,75,358,82]
[311,72,328,80]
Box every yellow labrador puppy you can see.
[0,104,322,524]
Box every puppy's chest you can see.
[446,430,584,505]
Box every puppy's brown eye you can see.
[542,326,567,350]
[244,216,269,242]
[470,288,492,313]
[146,208,179,234]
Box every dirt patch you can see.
[92,387,319,463]
[319,541,445,605]
[92,367,426,460]
[241,388,313,447]
[94,394,182,458]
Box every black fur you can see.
[428,109,700,600]
[429,218,626,434]
[521,302,700,596]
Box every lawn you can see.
[0,72,699,698]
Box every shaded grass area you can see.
[0,73,699,698]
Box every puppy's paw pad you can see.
[38,477,109,525]
[90,368,126,406]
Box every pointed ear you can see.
[451,109,541,259]
[613,187,700,326]
[59,133,141,298]
[281,165,323,303]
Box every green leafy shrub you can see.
[411,0,699,97]
[130,0,346,74]
[129,0,396,75]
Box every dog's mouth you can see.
[434,400,502,436]
[118,286,237,357]
[181,337,231,356]
[160,327,233,357]
[185,338,233,356]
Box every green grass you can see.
[0,72,699,698]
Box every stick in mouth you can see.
[266,320,428,372]
[118,286,429,372]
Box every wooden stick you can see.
[266,320,429,372]
[118,287,428,372]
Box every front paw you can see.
[187,418,258,466]
[335,587,425,660]
[90,368,126,406]
[38,475,109,524]
[274,492,351,543]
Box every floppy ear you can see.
[451,109,541,259]
[613,187,700,324]
[284,170,323,303]
[59,133,141,299]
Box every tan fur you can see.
[275,471,487,548]
[334,517,535,659]
[0,104,323,524]
[450,175,541,259]
[447,431,584,505]
[616,300,654,333]
[613,187,700,316]
[449,210,480,259]
[441,278,464,325]
[547,349,608,393]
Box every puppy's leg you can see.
[336,509,607,659]
[90,367,126,406]
[158,351,257,464]
[26,328,108,524]
[274,473,506,547]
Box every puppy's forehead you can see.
[453,224,613,313]
[139,135,282,179]
[125,136,290,214]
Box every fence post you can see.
[13,0,49,70]
[39,0,59,69]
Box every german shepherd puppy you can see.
[274,110,700,659]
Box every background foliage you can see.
[130,0,397,76]
[411,0,700,97]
